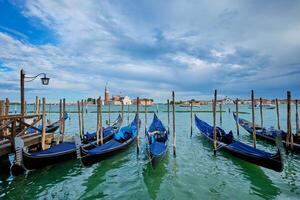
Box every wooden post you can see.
[167,99,170,134]
[219,100,222,126]
[296,99,299,134]
[136,97,140,154]
[41,97,46,150]
[172,91,176,157]
[145,99,147,135]
[235,98,239,135]
[190,100,193,137]
[35,96,39,114]
[85,100,88,113]
[48,103,51,121]
[24,101,27,114]
[286,91,292,149]
[127,104,130,124]
[77,101,82,139]
[213,90,217,155]
[59,99,62,134]
[276,98,280,130]
[260,97,263,128]
[100,97,103,145]
[5,98,9,116]
[38,99,41,114]
[121,100,124,123]
[251,90,256,148]
[61,98,66,142]
[108,102,111,125]
[81,99,85,135]
[20,69,25,116]
[96,97,100,145]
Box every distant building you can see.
[122,96,132,105]
[104,84,110,105]
[132,98,154,105]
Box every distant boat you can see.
[248,104,275,110]
[233,113,300,153]
[145,114,168,166]
[78,114,140,166]
[194,114,283,172]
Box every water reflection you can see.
[143,152,169,200]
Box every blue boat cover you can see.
[87,140,121,155]
[84,126,114,141]
[30,142,75,156]
[150,142,166,156]
[148,114,166,132]
[194,114,273,159]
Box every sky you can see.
[0,0,299,103]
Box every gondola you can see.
[233,113,300,153]
[82,114,122,144]
[78,114,140,166]
[194,114,283,172]
[15,115,122,170]
[27,113,69,134]
[145,114,168,166]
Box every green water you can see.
[1,104,300,199]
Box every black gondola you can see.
[78,114,140,166]
[233,113,300,153]
[15,115,122,170]
[145,114,168,167]
[195,114,283,172]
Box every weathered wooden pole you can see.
[144,99,147,135]
[259,97,263,128]
[96,97,100,145]
[61,98,66,142]
[48,103,51,121]
[38,99,41,114]
[167,99,170,134]
[296,99,299,134]
[85,100,88,113]
[81,99,85,136]
[276,98,280,130]
[286,91,292,150]
[219,100,222,126]
[251,90,256,148]
[5,98,9,116]
[108,102,111,125]
[41,97,46,150]
[190,100,193,137]
[59,99,62,135]
[24,101,27,114]
[100,97,103,145]
[136,97,140,154]
[235,98,239,135]
[77,101,82,139]
[213,90,217,155]
[172,91,176,157]
[34,96,39,114]
[121,100,124,123]
[127,104,130,124]
[20,69,25,116]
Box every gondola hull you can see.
[195,115,283,172]
[23,148,76,170]
[80,138,136,166]
[233,113,300,153]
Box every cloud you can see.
[0,0,300,102]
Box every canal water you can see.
[1,104,299,199]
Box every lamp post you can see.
[20,69,50,116]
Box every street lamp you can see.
[20,69,50,115]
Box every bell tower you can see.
[104,83,110,105]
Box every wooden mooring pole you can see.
[136,97,140,154]
[77,101,82,139]
[172,91,176,157]
[61,98,66,142]
[144,100,147,135]
[219,100,222,126]
[235,98,239,135]
[59,99,62,136]
[108,102,111,125]
[190,100,193,137]
[127,104,130,124]
[286,91,293,150]
[41,97,46,150]
[81,99,85,136]
[213,90,217,155]
[296,99,299,135]
[167,99,170,134]
[260,97,263,128]
[276,98,280,130]
[121,100,124,123]
[251,90,256,148]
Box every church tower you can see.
[104,83,110,105]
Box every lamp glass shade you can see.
[41,77,50,85]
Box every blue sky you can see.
[0,0,299,102]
